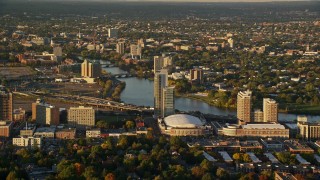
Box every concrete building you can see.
[221,123,289,138]
[228,38,234,48]
[116,42,125,54]
[263,98,278,122]
[13,136,42,148]
[189,69,204,83]
[162,87,175,117]
[81,59,101,78]
[108,28,118,38]
[68,106,95,127]
[32,99,59,125]
[130,44,142,59]
[0,90,13,121]
[0,121,13,137]
[237,90,252,124]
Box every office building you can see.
[86,128,101,138]
[0,90,13,121]
[68,106,95,127]
[154,69,172,117]
[116,42,125,54]
[13,136,42,148]
[237,90,252,124]
[20,123,36,136]
[263,98,278,122]
[162,87,175,117]
[130,44,142,59]
[189,68,204,83]
[0,121,13,137]
[108,28,118,38]
[81,59,101,78]
[32,99,59,125]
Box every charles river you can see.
[102,64,320,122]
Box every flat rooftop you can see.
[242,123,285,129]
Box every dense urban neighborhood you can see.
[0,1,320,179]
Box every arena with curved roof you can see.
[159,114,207,136]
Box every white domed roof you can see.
[164,114,204,128]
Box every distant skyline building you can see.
[263,98,278,122]
[108,28,118,38]
[237,90,252,124]
[81,59,101,78]
[116,42,125,54]
[130,44,142,59]
[0,90,13,121]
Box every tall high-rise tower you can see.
[154,69,175,117]
[237,90,252,124]
[0,89,13,121]
[263,98,278,123]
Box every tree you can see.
[233,153,241,162]
[6,171,17,180]
[242,153,251,162]
[83,166,96,180]
[125,120,135,129]
[105,173,115,180]
[216,167,229,180]
[191,166,205,178]
[201,173,213,180]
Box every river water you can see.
[103,65,320,122]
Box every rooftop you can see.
[242,123,286,130]
[164,114,204,128]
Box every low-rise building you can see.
[34,127,56,138]
[55,128,76,139]
[284,140,314,154]
[260,139,283,150]
[274,172,297,180]
[0,121,13,137]
[13,136,42,148]
[20,124,36,136]
[86,128,101,138]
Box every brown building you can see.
[237,90,252,124]
[0,121,13,137]
[55,128,76,139]
[0,90,13,121]
[32,99,59,125]
[284,140,314,154]
[68,106,95,127]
